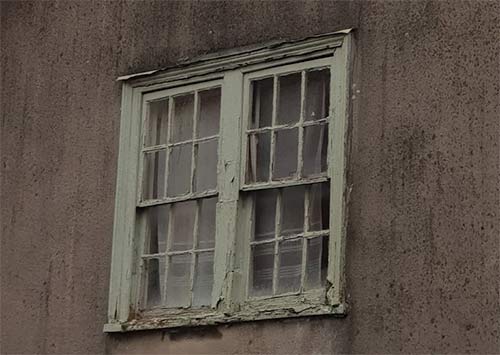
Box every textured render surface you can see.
[1,1,499,354]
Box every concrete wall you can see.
[1,1,499,353]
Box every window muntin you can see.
[244,68,330,187]
[138,83,221,311]
[242,61,332,300]
[248,183,330,298]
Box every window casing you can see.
[105,31,352,332]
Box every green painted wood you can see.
[106,31,352,332]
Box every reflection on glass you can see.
[170,200,196,251]
[305,69,330,121]
[167,144,192,197]
[198,197,217,249]
[145,258,165,308]
[305,236,328,290]
[281,185,305,236]
[195,139,218,192]
[277,239,302,293]
[309,183,330,232]
[198,88,221,138]
[171,94,194,143]
[192,251,214,306]
[145,99,169,146]
[143,150,167,200]
[166,254,191,307]
[250,243,274,297]
[273,128,298,179]
[254,190,277,241]
[145,205,169,254]
[246,132,271,183]
[303,123,328,176]
[277,73,301,125]
[250,78,273,129]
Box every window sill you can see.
[103,302,347,332]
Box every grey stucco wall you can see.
[1,1,499,354]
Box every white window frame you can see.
[104,30,353,332]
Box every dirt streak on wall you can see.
[1,1,499,354]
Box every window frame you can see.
[104,30,352,332]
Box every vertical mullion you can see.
[162,206,174,305]
[141,257,150,309]
[189,92,200,305]
[304,185,311,233]
[250,82,260,182]
[161,97,174,305]
[297,70,306,179]
[254,82,261,128]
[190,91,199,193]
[189,200,200,306]
[141,101,151,148]
[139,206,152,308]
[214,71,242,309]
[163,97,174,199]
[250,134,257,183]
[137,99,150,203]
[322,69,328,118]
[300,185,310,290]
[269,75,278,181]
[272,189,281,295]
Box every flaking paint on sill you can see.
[104,303,347,332]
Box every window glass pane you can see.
[166,253,191,308]
[254,189,277,241]
[305,69,330,121]
[143,150,167,200]
[167,143,192,197]
[171,93,194,143]
[145,99,169,147]
[309,182,330,232]
[281,185,305,236]
[145,205,169,254]
[303,123,328,176]
[170,200,196,251]
[305,236,329,290]
[273,128,298,179]
[192,251,214,307]
[198,88,221,138]
[246,132,271,183]
[195,139,218,192]
[277,72,301,125]
[277,239,302,294]
[250,77,273,129]
[198,197,217,249]
[250,243,274,297]
[145,257,165,308]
